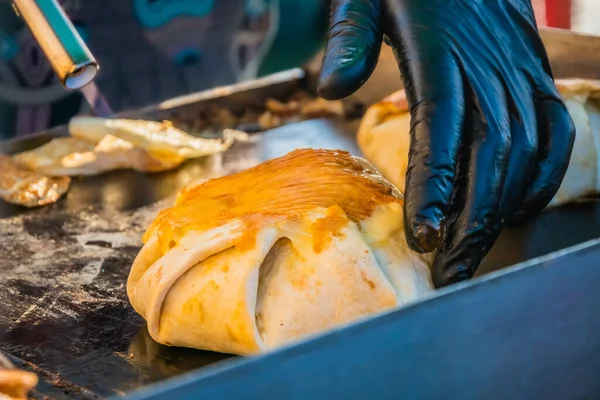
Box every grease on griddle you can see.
[0,202,177,397]
[85,241,113,248]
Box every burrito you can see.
[357,79,600,208]
[128,149,433,355]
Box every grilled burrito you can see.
[357,79,600,208]
[128,149,433,355]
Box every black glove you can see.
[318,0,575,288]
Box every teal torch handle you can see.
[11,0,98,90]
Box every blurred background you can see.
[0,0,596,140]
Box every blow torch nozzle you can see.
[11,0,98,90]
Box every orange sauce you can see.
[310,205,348,253]
[144,149,401,253]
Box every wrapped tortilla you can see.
[128,149,433,355]
[357,79,600,208]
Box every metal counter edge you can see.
[119,237,600,400]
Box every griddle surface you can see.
[1,118,599,399]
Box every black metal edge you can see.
[118,68,307,119]
[120,237,600,400]
[0,68,308,155]
[0,124,70,154]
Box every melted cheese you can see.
[144,149,402,254]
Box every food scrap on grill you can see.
[0,353,38,400]
[0,154,70,208]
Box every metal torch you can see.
[10,0,98,90]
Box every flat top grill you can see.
[1,63,600,398]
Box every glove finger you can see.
[402,54,465,253]
[498,82,538,219]
[317,0,383,100]
[431,77,511,288]
[508,80,576,225]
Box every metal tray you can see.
[2,28,600,399]
[125,237,600,400]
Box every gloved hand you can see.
[318,0,575,288]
